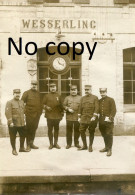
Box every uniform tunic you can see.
[63,95,81,146]
[5,98,26,149]
[99,96,117,150]
[99,96,116,122]
[21,89,42,117]
[21,89,42,143]
[43,92,63,119]
[63,95,81,121]
[79,94,99,124]
[5,99,25,127]
[42,92,63,144]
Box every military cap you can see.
[84,85,92,89]
[13,89,21,94]
[70,85,77,90]
[49,82,56,87]
[99,88,107,92]
[31,80,38,85]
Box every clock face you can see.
[52,57,66,71]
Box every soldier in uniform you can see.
[5,89,28,155]
[42,82,63,149]
[63,85,81,149]
[99,88,116,157]
[78,85,99,152]
[21,80,42,151]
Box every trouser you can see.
[66,120,80,146]
[79,119,98,147]
[99,120,114,150]
[47,119,60,145]
[8,126,26,150]
[26,114,40,146]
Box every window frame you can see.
[123,48,135,112]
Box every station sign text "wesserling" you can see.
[21,19,96,31]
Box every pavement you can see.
[0,136,135,194]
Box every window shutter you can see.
[28,0,44,3]
[114,0,129,4]
[73,0,90,4]
[44,0,59,2]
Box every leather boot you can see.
[75,144,81,149]
[88,145,93,152]
[26,145,31,152]
[78,145,87,150]
[30,140,39,149]
[66,145,71,149]
[19,137,29,152]
[79,133,87,150]
[54,143,61,149]
[12,149,18,156]
[99,148,108,152]
[106,149,112,157]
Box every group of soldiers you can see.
[5,80,116,157]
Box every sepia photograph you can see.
[0,0,135,194]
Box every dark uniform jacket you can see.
[43,92,63,120]
[63,95,81,121]
[5,99,25,127]
[21,89,42,117]
[78,94,99,124]
[99,96,116,122]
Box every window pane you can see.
[133,69,135,80]
[124,93,132,104]
[131,48,135,62]
[124,81,132,92]
[129,0,135,3]
[61,70,70,79]
[123,49,132,62]
[123,68,132,80]
[133,93,135,104]
[133,81,135,92]
[71,68,80,79]
[49,70,58,79]
[39,80,49,92]
[38,48,48,61]
[39,68,48,79]
[61,80,70,92]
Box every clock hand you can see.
[58,60,64,66]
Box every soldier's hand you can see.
[104,117,112,122]
[78,118,81,123]
[106,118,112,122]
[91,116,96,121]
[46,106,52,111]
[68,108,74,113]
[10,123,14,127]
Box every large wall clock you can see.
[49,55,69,74]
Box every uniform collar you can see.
[86,94,92,97]
[101,95,107,100]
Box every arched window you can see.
[37,46,82,101]
[123,48,135,105]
